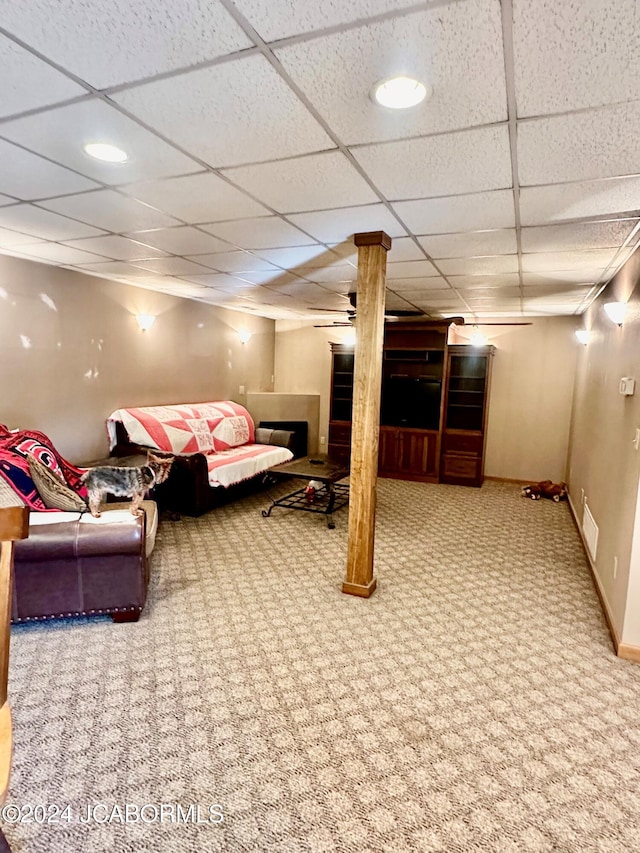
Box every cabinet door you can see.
[378,427,399,474]
[397,430,439,478]
[378,427,438,480]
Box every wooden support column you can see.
[342,231,391,598]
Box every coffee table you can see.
[261,456,349,529]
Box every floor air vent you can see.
[582,502,599,560]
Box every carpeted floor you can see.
[4,479,640,852]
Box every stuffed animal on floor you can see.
[521,480,567,502]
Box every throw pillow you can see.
[28,456,87,512]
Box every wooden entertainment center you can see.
[328,321,494,487]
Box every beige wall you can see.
[274,321,356,451]
[0,255,275,462]
[567,254,640,647]
[451,318,579,483]
[246,392,321,455]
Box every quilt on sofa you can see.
[107,401,293,488]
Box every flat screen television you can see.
[380,375,442,430]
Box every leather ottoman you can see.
[11,501,158,623]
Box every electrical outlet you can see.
[319,436,326,446]
[238,385,245,395]
[613,556,618,580]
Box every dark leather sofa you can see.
[12,501,157,623]
[109,420,308,517]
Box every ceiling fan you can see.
[312,292,426,327]
[311,292,533,327]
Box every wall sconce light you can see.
[470,327,488,346]
[575,330,590,345]
[136,313,156,332]
[238,329,252,344]
[604,302,627,326]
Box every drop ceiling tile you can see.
[389,288,453,304]
[277,0,506,145]
[0,204,105,241]
[0,0,252,88]
[40,190,181,232]
[253,245,340,268]
[126,173,269,224]
[113,55,333,169]
[522,270,604,286]
[265,281,330,303]
[0,36,86,118]
[520,220,638,253]
[74,260,153,276]
[393,190,515,235]
[419,230,517,258]
[386,260,440,279]
[14,243,106,265]
[0,100,200,186]
[137,279,213,298]
[458,287,520,308]
[438,255,519,276]
[0,228,45,248]
[449,274,520,288]
[131,257,214,276]
[217,270,304,287]
[385,293,421,310]
[223,152,378,214]
[124,226,232,256]
[518,103,640,186]
[0,139,98,200]
[519,177,640,225]
[387,276,448,291]
[309,280,353,294]
[294,266,357,284]
[519,284,594,299]
[287,204,406,244]
[233,0,422,41]
[62,234,170,260]
[521,249,618,273]
[459,286,521,300]
[513,0,638,117]
[353,125,512,200]
[177,272,255,289]
[200,217,315,249]
[184,251,279,273]
[386,238,425,263]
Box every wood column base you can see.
[342,578,377,598]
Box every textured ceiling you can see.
[0,0,639,323]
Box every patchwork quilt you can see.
[0,424,87,511]
[107,401,293,488]
[107,401,256,454]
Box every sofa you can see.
[0,426,157,623]
[107,401,302,517]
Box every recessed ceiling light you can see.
[371,76,430,109]
[83,142,128,163]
